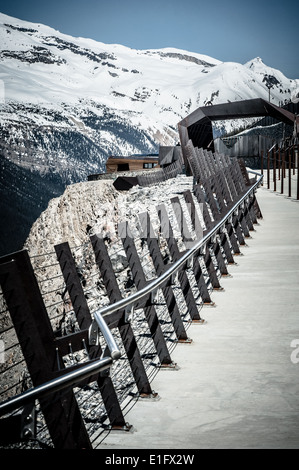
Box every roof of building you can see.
[178,98,298,173]
[107,154,159,161]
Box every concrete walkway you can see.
[102,186,299,450]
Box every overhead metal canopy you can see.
[178,98,298,174]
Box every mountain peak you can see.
[245,57,265,68]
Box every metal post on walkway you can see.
[281,151,285,195]
[288,148,292,198]
[267,151,270,189]
[280,148,282,180]
[273,150,276,191]
[283,150,286,179]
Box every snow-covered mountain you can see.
[0,12,298,255]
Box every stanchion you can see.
[288,148,292,198]
[273,149,277,192]
[267,151,270,189]
[281,152,285,195]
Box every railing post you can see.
[157,203,209,314]
[203,177,242,254]
[182,191,217,304]
[281,151,285,194]
[267,150,270,189]
[193,184,235,265]
[278,148,281,180]
[235,159,258,227]
[218,161,250,236]
[171,195,228,279]
[137,212,198,331]
[288,148,292,198]
[54,242,128,430]
[283,150,286,178]
[118,222,173,366]
[89,234,156,392]
[273,149,277,192]
[0,250,91,449]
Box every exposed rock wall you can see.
[24,174,196,258]
[21,174,198,338]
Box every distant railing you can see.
[136,157,184,187]
[0,143,263,449]
[261,144,299,199]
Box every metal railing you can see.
[0,311,120,417]
[93,170,263,323]
[261,144,299,199]
[0,146,263,448]
[0,171,263,423]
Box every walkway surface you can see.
[102,185,299,450]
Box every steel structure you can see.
[178,98,298,174]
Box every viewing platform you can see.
[102,183,299,450]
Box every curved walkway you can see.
[102,186,299,450]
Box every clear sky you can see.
[0,0,298,78]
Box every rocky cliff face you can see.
[24,174,195,257]
[24,180,120,254]
[21,174,196,343]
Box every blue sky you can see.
[1,0,298,78]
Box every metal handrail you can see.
[0,170,263,418]
[92,171,263,323]
[0,311,120,417]
[92,310,121,360]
